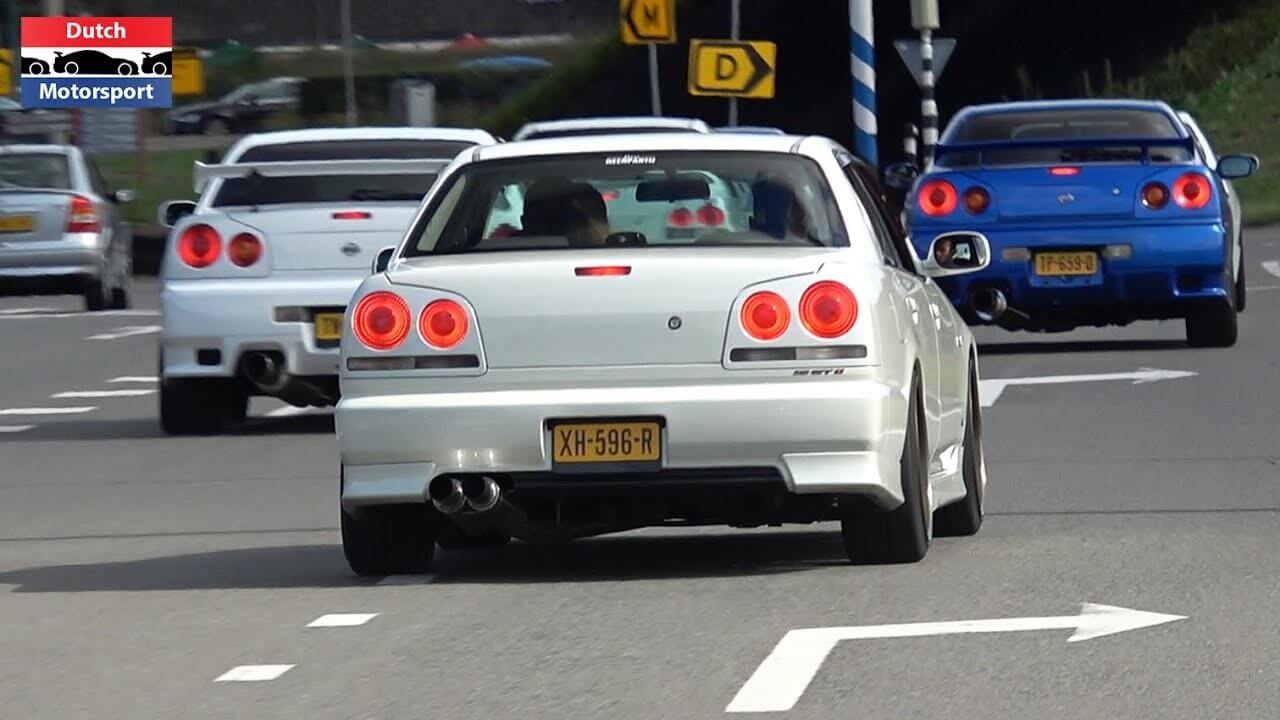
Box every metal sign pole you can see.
[648,43,662,116]
[850,0,877,167]
[727,0,740,126]
[910,0,940,168]
[340,0,357,126]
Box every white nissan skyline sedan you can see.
[335,132,992,575]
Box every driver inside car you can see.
[749,178,809,240]
[519,178,612,247]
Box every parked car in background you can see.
[511,116,713,141]
[164,76,303,135]
[889,99,1258,348]
[0,144,136,310]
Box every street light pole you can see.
[727,0,740,126]
[340,0,357,127]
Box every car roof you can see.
[471,132,814,162]
[943,99,1189,141]
[512,116,712,139]
[223,126,499,158]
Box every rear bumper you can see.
[336,370,908,511]
[160,272,363,380]
[0,234,105,280]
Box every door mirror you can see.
[372,246,396,274]
[921,232,991,277]
[882,161,920,191]
[158,199,197,227]
[1217,153,1260,179]
[112,188,136,204]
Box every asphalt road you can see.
[1,231,1279,719]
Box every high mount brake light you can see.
[1172,172,1212,210]
[1050,166,1081,176]
[575,266,631,276]
[352,291,411,351]
[1141,182,1170,209]
[419,299,469,349]
[799,281,857,338]
[177,224,221,268]
[741,291,790,341]
[963,187,991,214]
[227,232,262,267]
[332,211,372,220]
[918,180,957,217]
[66,194,100,232]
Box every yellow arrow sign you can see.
[0,49,13,96]
[688,39,777,99]
[620,0,676,45]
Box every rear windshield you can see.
[210,139,476,207]
[520,127,701,140]
[0,153,72,190]
[940,109,1192,166]
[403,151,847,256]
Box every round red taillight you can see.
[177,224,221,268]
[741,291,790,341]
[799,281,858,338]
[352,291,411,351]
[696,204,725,226]
[227,232,262,267]
[1173,172,1212,210]
[962,187,990,214]
[668,208,694,227]
[1141,182,1169,210]
[918,180,958,217]
[419,299,469,349]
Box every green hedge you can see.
[298,68,550,120]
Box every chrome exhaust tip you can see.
[240,351,284,390]
[969,288,1008,323]
[461,475,501,512]
[428,476,467,515]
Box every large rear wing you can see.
[192,158,453,194]
[934,136,1197,168]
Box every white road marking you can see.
[51,389,156,399]
[1262,260,1280,279]
[87,325,161,341]
[0,406,96,416]
[0,309,160,319]
[377,574,435,585]
[109,376,159,383]
[265,405,310,417]
[979,368,1196,407]
[726,604,1186,713]
[214,665,295,682]
[0,425,35,433]
[307,613,378,627]
[1250,285,1280,291]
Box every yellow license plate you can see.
[1035,251,1098,276]
[551,421,662,464]
[314,312,344,341]
[0,214,35,233]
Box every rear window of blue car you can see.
[939,109,1192,167]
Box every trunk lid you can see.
[0,190,76,243]
[971,166,1167,222]
[388,248,833,368]
[226,203,420,271]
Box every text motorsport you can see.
[20,16,172,109]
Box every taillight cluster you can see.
[1142,172,1212,211]
[668,204,726,228]
[65,195,100,233]
[177,224,263,268]
[352,292,470,352]
[741,281,858,341]
[918,180,989,217]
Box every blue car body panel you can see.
[904,99,1234,331]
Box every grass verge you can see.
[95,149,205,229]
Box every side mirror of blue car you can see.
[882,161,919,191]
[1216,154,1260,179]
[921,232,991,278]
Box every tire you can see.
[64,61,79,75]
[1185,299,1237,348]
[341,469,437,576]
[159,376,249,435]
[117,63,133,76]
[82,276,109,311]
[934,364,985,537]
[839,376,930,564]
[435,520,512,550]
[153,62,168,75]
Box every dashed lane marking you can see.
[109,376,159,384]
[214,665,295,682]
[0,407,96,416]
[51,389,156,399]
[307,613,378,628]
[1262,260,1280,279]
[0,425,35,433]
[87,325,161,341]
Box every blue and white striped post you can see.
[850,0,878,167]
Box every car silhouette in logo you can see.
[141,51,172,75]
[53,50,139,76]
[21,56,50,75]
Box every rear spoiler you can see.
[935,136,1196,167]
[193,158,452,194]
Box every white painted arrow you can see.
[978,367,1196,407]
[725,603,1186,714]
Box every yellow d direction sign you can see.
[171,47,205,97]
[0,49,13,96]
[620,0,676,45]
[688,39,777,100]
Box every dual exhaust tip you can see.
[429,475,500,514]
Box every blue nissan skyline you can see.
[888,99,1259,347]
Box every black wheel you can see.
[152,62,168,75]
[117,62,133,76]
[934,363,985,537]
[1185,299,1237,348]
[83,276,109,311]
[341,469,437,576]
[159,376,248,435]
[435,520,511,550]
[1235,246,1247,312]
[64,61,79,75]
[839,375,930,564]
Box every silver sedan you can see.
[0,144,135,310]
[336,132,994,575]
